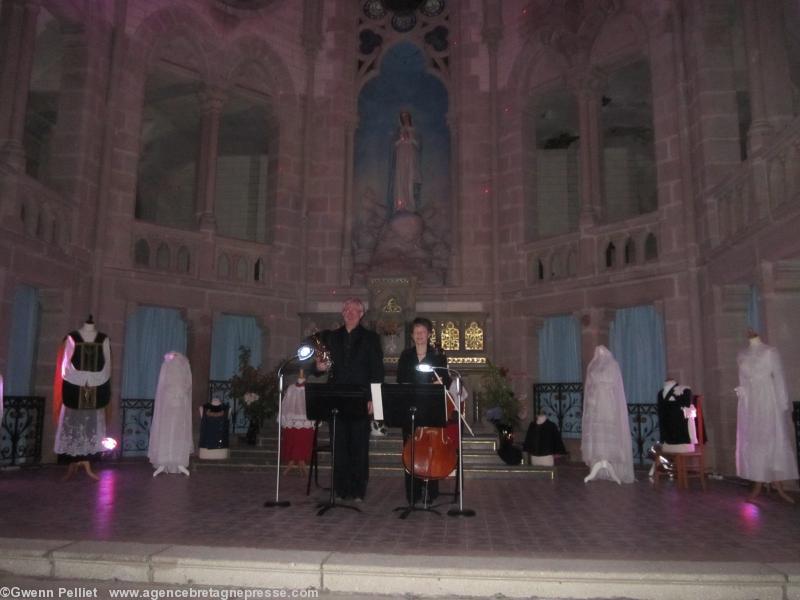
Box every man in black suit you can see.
[316,297,384,502]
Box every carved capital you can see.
[567,66,606,99]
[198,87,227,114]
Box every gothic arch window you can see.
[177,246,191,273]
[215,87,275,243]
[644,233,658,261]
[624,237,636,265]
[135,62,201,230]
[134,239,150,266]
[156,242,171,270]
[24,8,62,185]
[235,256,248,281]
[567,248,577,276]
[550,251,566,280]
[600,59,657,222]
[605,241,616,269]
[218,253,230,279]
[254,258,265,282]
[527,86,580,241]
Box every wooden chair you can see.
[654,395,706,491]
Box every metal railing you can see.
[120,380,249,458]
[0,396,45,466]
[532,383,660,465]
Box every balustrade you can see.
[706,116,800,249]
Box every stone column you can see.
[446,110,462,286]
[570,69,604,227]
[0,0,41,170]
[340,115,357,286]
[740,1,793,153]
[195,87,226,231]
[482,0,502,357]
[186,309,212,444]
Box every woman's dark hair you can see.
[411,317,433,333]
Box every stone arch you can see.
[357,38,450,94]
[624,237,636,265]
[550,249,566,279]
[223,35,297,99]
[128,5,216,81]
[605,240,616,269]
[217,253,230,279]
[254,258,265,282]
[134,239,150,267]
[768,157,786,209]
[590,9,648,63]
[156,242,171,270]
[644,232,658,261]
[506,39,571,112]
[234,256,249,281]
[177,246,191,273]
[567,247,578,276]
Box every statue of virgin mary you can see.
[387,110,421,213]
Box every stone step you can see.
[4,538,792,600]
[195,431,540,476]
[249,432,498,452]
[190,459,554,479]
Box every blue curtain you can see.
[609,305,666,405]
[210,314,263,381]
[121,307,187,398]
[538,315,582,382]
[5,285,40,395]
[746,284,763,335]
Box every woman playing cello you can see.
[396,317,452,504]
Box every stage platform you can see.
[0,462,798,599]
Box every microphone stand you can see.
[264,356,294,508]
[447,371,475,518]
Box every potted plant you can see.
[481,361,523,465]
[228,347,278,444]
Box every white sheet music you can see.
[370,383,384,420]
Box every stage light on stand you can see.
[101,437,117,451]
[264,341,319,509]
[297,344,314,361]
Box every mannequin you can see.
[523,414,567,467]
[54,316,111,481]
[736,330,798,503]
[280,369,314,475]
[148,352,193,477]
[198,396,230,460]
[581,346,635,484]
[657,378,697,453]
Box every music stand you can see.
[382,384,447,519]
[305,383,369,516]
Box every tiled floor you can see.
[1,461,798,563]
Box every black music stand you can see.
[305,383,369,516]
[382,384,448,519]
